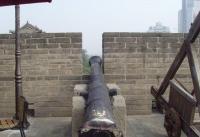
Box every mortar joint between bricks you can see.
[167,43,171,49]
[146,42,149,49]
[47,38,49,44]
[135,37,138,44]
[69,37,72,44]
[177,37,181,44]
[58,43,61,49]
[124,65,127,80]
[157,37,160,44]
[70,48,72,55]
[114,37,117,43]
[156,44,158,54]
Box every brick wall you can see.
[103,32,198,115]
[0,32,197,117]
[0,33,83,117]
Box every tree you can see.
[82,49,90,74]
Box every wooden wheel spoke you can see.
[164,108,181,137]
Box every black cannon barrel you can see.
[79,56,122,137]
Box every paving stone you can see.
[0,114,188,137]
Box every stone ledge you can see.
[103,32,185,37]
[74,83,121,96]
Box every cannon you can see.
[79,56,123,137]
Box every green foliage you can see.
[82,49,90,74]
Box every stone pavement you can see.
[0,114,187,137]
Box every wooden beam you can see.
[0,0,51,6]
[156,42,188,96]
[187,44,200,112]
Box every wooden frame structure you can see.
[151,11,200,137]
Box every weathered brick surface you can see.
[0,33,82,117]
[103,32,196,115]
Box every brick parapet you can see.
[103,32,197,115]
[0,33,82,117]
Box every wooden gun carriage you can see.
[151,11,200,137]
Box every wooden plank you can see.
[6,119,15,128]
[0,0,52,7]
[0,121,4,129]
[1,120,9,129]
[183,124,200,137]
[12,120,18,126]
[169,80,196,125]
[170,80,196,105]
[187,44,200,113]
[0,119,18,130]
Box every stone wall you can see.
[0,32,198,117]
[0,33,83,117]
[103,33,198,115]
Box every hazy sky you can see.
[0,0,181,55]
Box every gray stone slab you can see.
[72,96,85,137]
[74,83,121,96]
[126,114,187,137]
[74,84,87,96]
[0,117,71,137]
[113,95,127,137]
[0,115,188,137]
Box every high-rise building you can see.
[193,0,200,19]
[178,10,183,32]
[178,0,200,33]
[148,22,170,33]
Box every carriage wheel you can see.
[164,108,181,137]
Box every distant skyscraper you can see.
[193,0,200,19]
[178,10,184,32]
[148,22,170,33]
[178,0,200,33]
